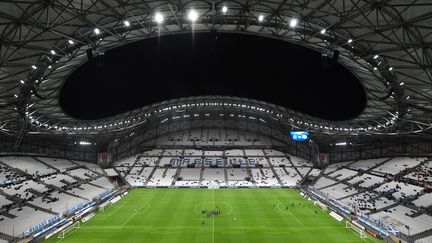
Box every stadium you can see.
[0,0,431,242]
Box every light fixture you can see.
[68,40,74,45]
[48,65,52,69]
[320,29,326,34]
[124,20,130,27]
[222,6,228,13]
[154,12,164,24]
[20,80,25,84]
[94,28,100,35]
[406,96,410,100]
[347,39,353,43]
[258,15,264,22]
[389,67,393,71]
[188,10,198,22]
[14,94,18,98]
[373,54,379,59]
[373,67,378,70]
[289,18,298,27]
[31,65,37,70]
[79,141,92,146]
[50,50,56,55]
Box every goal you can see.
[58,221,80,239]
[346,221,367,239]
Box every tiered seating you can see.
[290,156,313,167]
[416,235,432,243]
[413,193,432,208]
[374,181,423,200]
[202,169,225,181]
[126,167,153,187]
[226,168,248,180]
[348,158,387,171]
[319,183,358,199]
[313,177,337,189]
[179,168,201,180]
[372,157,424,176]
[114,156,137,167]
[340,192,395,214]
[323,161,353,175]
[0,156,115,238]
[183,149,202,156]
[249,157,268,167]
[371,205,432,235]
[0,164,22,185]
[404,161,432,183]
[2,180,49,200]
[147,169,176,186]
[308,168,322,177]
[0,206,54,236]
[30,192,83,213]
[328,168,358,180]
[244,149,265,156]
[274,167,301,186]
[41,174,77,187]
[69,184,107,199]
[296,167,311,177]
[250,169,279,187]
[268,157,290,166]
[36,157,76,171]
[0,195,12,209]
[1,156,56,176]
[136,157,158,166]
[204,151,224,156]
[66,168,98,180]
[225,149,244,156]
[347,173,384,188]
[264,149,285,156]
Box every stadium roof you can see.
[1,0,432,137]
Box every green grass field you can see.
[47,188,382,243]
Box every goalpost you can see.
[346,221,367,239]
[58,221,80,239]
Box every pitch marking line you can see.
[273,198,306,228]
[121,195,154,228]
[99,201,128,217]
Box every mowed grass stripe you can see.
[46,189,382,243]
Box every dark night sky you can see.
[59,32,366,121]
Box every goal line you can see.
[346,221,367,239]
[58,221,80,239]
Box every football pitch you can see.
[48,188,382,243]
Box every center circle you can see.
[194,201,233,216]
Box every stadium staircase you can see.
[126,154,141,175]
[199,166,204,186]
[365,158,394,173]
[287,156,303,177]
[25,202,58,215]
[266,158,283,186]
[144,157,162,186]
[0,210,17,219]
[411,228,432,242]
[0,231,15,242]
[33,158,60,173]
[223,165,229,186]
[0,189,24,204]
[88,182,107,189]
[369,200,400,215]
[171,168,182,186]
[298,168,312,185]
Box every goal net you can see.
[346,221,367,239]
[313,201,328,212]
[58,221,80,239]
